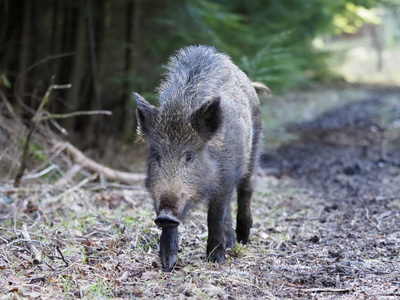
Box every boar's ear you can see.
[134,93,158,138]
[190,97,222,141]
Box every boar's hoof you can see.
[236,216,253,244]
[161,252,177,272]
[207,249,225,263]
[155,210,180,229]
[207,243,225,263]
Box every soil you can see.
[257,85,400,298]
[263,86,400,209]
[0,85,399,299]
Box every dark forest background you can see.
[0,0,388,147]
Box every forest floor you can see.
[1,84,400,299]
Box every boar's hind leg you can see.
[236,105,261,244]
[207,190,233,263]
[159,228,179,272]
[236,175,254,244]
[224,203,234,248]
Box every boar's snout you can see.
[155,210,180,229]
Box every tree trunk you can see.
[64,2,87,134]
[49,0,59,75]
[85,0,104,146]
[16,0,32,105]
[58,0,77,115]
[121,0,141,139]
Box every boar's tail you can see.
[252,82,271,97]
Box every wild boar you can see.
[134,45,269,271]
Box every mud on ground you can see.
[0,85,399,299]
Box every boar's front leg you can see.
[207,190,233,263]
[159,228,179,272]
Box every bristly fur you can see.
[157,46,230,111]
[145,46,233,149]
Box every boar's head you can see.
[134,93,222,229]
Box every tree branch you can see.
[41,110,112,121]
[14,77,57,187]
[21,224,42,265]
[54,141,145,185]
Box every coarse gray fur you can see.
[135,45,265,271]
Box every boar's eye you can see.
[185,151,194,163]
[150,150,161,164]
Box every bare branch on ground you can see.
[300,287,352,293]
[54,141,145,185]
[21,224,42,265]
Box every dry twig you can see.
[28,211,41,230]
[117,270,130,282]
[21,224,41,265]
[55,245,69,267]
[364,207,381,231]
[301,287,352,293]
[41,110,112,121]
[0,91,18,120]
